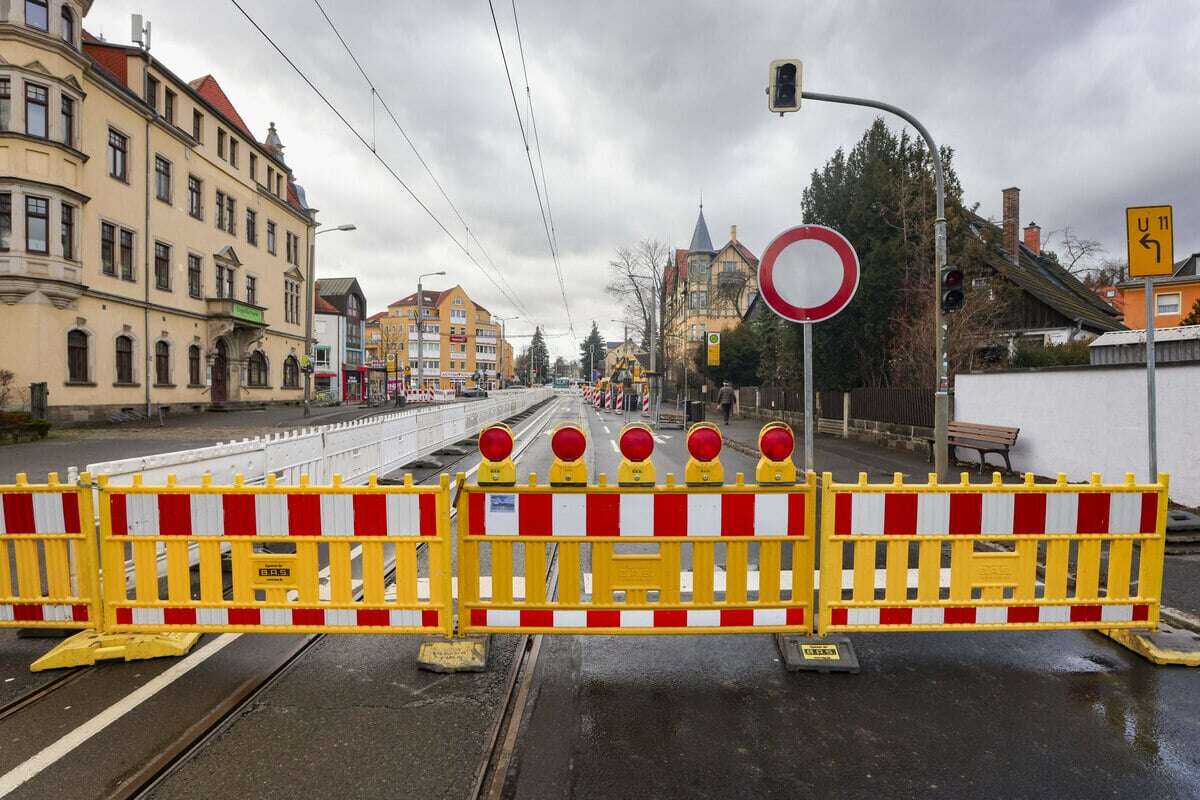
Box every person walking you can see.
[717,381,736,426]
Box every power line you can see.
[487,0,575,340]
[510,0,560,260]
[310,0,534,323]
[226,0,534,324]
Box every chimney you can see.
[1002,187,1019,264]
[730,224,738,243]
[1023,221,1041,254]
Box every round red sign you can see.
[758,225,859,323]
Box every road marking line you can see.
[609,439,620,454]
[603,425,610,434]
[653,435,666,443]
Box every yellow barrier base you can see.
[29,630,202,672]
[416,635,490,673]
[1101,625,1200,667]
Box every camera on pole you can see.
[940,264,965,312]
[767,59,802,114]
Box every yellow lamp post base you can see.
[30,630,202,672]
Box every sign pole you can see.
[1145,277,1157,481]
[802,321,814,473]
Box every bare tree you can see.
[1045,226,1106,277]
[606,239,669,346]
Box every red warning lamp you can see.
[760,425,795,461]
[551,426,587,461]
[478,425,514,462]
[687,425,723,462]
[619,426,655,462]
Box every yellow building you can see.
[0,2,316,422]
[377,285,511,391]
[662,207,759,388]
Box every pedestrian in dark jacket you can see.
[717,381,736,425]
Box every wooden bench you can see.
[926,421,1019,473]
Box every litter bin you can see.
[686,400,705,423]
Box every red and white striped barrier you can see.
[616,390,624,412]
[828,603,1150,628]
[470,606,804,630]
[114,605,441,629]
[0,491,81,533]
[0,603,90,623]
[642,390,650,413]
[466,491,808,537]
[832,489,1159,536]
[106,491,439,537]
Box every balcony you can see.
[206,297,267,327]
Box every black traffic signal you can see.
[940,264,965,312]
[768,59,802,113]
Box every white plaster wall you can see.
[955,364,1199,505]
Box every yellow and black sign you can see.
[800,643,840,661]
[250,555,297,590]
[1126,205,1174,278]
[706,332,720,366]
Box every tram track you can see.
[92,395,566,800]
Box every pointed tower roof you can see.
[264,121,285,163]
[689,205,714,253]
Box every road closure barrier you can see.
[818,471,1168,633]
[0,473,99,630]
[96,472,454,636]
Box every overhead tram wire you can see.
[487,0,575,341]
[226,0,536,327]
[510,0,560,260]
[310,0,535,324]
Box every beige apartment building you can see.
[0,1,317,422]
[377,285,512,391]
[662,206,759,388]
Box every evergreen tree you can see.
[529,327,551,383]
[579,322,607,381]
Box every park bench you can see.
[926,421,1019,473]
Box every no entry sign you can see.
[758,225,859,323]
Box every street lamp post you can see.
[494,315,519,389]
[305,224,357,417]
[416,270,447,397]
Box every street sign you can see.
[758,225,860,323]
[386,352,396,364]
[706,332,720,366]
[1126,205,1174,278]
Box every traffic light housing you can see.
[768,59,802,113]
[940,264,964,313]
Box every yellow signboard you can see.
[250,555,297,591]
[706,332,720,366]
[1126,205,1174,278]
[800,643,840,661]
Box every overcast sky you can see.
[87,1,1200,360]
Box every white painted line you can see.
[609,439,620,454]
[603,425,610,434]
[653,436,666,443]
[0,634,241,796]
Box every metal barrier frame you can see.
[457,472,817,635]
[97,472,454,637]
[0,472,100,629]
[818,471,1168,634]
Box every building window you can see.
[267,166,275,191]
[60,202,74,260]
[266,220,277,255]
[164,89,175,124]
[284,280,300,323]
[67,330,88,382]
[100,222,115,274]
[187,254,202,298]
[286,231,300,265]
[0,193,9,251]
[60,7,75,44]
[115,336,134,384]
[276,173,283,196]
[215,263,234,299]
[154,241,171,290]
[283,356,299,389]
[25,0,48,31]
[144,74,159,111]
[215,191,235,234]
[119,229,134,280]
[155,155,172,202]
[187,175,202,219]
[229,139,239,168]
[60,95,74,146]
[246,209,257,245]
[249,153,257,182]
[155,341,170,385]
[315,346,330,367]
[107,128,128,181]
[188,345,201,386]
[217,128,226,159]
[25,196,48,254]
[192,109,203,141]
[245,274,257,305]
[247,351,267,387]
[1155,292,1181,316]
[0,79,9,131]
[25,82,47,138]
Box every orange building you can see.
[1118,253,1200,329]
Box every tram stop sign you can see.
[758,224,860,323]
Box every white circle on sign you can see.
[771,239,845,309]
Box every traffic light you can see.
[940,264,965,312]
[768,59,802,113]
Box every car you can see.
[460,387,488,398]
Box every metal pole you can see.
[800,90,948,478]
[416,280,423,395]
[1145,277,1157,480]
[803,321,814,473]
